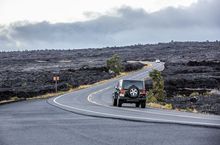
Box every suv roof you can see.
[119,79,144,82]
[119,79,145,90]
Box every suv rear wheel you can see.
[141,101,146,108]
[135,103,140,107]
[113,98,117,106]
[117,99,122,107]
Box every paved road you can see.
[49,62,220,127]
[0,62,220,145]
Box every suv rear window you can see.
[122,80,144,90]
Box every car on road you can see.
[155,59,160,63]
[112,79,147,108]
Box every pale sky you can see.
[0,0,219,51]
[0,0,198,24]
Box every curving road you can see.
[1,62,220,145]
[49,62,220,128]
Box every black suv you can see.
[112,79,147,108]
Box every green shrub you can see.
[147,90,157,103]
[66,83,73,90]
[147,96,158,103]
[149,69,166,101]
[106,54,122,75]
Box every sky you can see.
[0,0,198,24]
[0,0,219,51]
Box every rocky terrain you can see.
[0,41,220,114]
[165,94,220,115]
[0,53,144,101]
[163,61,220,96]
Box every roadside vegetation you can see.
[147,69,219,114]
[147,69,172,109]
[106,54,123,75]
[148,69,166,102]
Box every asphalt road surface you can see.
[0,62,220,145]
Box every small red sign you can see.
[53,76,60,81]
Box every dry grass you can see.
[27,83,99,100]
[148,102,199,113]
[147,102,173,110]
[0,96,21,105]
[175,108,198,113]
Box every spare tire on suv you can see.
[127,85,139,98]
[112,79,147,108]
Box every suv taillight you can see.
[140,90,146,95]
[119,89,125,96]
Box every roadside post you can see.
[53,76,60,93]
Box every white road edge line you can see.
[52,89,220,127]
[52,63,220,127]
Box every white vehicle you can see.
[155,59,161,63]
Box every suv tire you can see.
[128,85,140,98]
[141,101,146,108]
[113,98,117,106]
[117,99,122,107]
[135,103,140,107]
